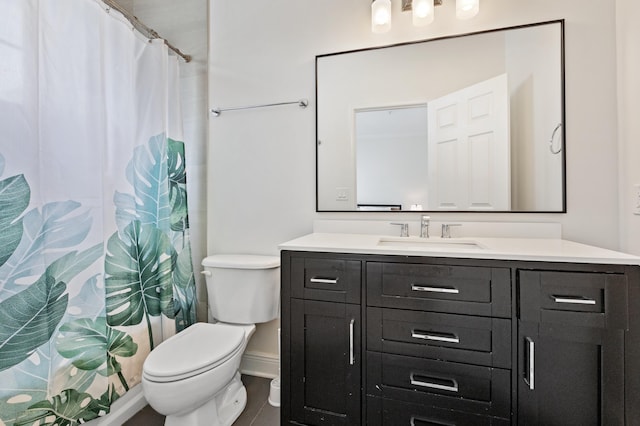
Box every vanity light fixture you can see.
[373,0,480,33]
[371,0,392,33]
[456,0,480,19]
[411,0,435,27]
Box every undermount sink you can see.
[377,237,485,250]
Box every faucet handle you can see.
[441,223,462,238]
[391,222,410,237]
[420,216,431,238]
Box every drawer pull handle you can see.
[552,295,596,305]
[411,284,459,294]
[309,277,339,284]
[349,318,355,366]
[412,330,460,344]
[410,374,459,393]
[411,417,455,426]
[524,337,535,390]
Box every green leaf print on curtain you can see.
[167,138,196,329]
[111,135,196,336]
[168,138,189,232]
[0,174,29,268]
[114,134,171,233]
[105,220,176,349]
[0,159,106,424]
[0,200,94,295]
[0,274,68,372]
[56,317,138,391]
[0,245,103,373]
[0,133,196,424]
[14,387,119,426]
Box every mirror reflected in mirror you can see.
[316,20,565,212]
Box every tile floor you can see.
[123,375,279,426]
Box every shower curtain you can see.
[0,0,196,424]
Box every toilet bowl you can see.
[142,322,255,425]
[141,254,280,426]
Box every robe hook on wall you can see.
[210,99,308,117]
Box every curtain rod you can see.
[101,0,192,63]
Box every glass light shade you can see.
[412,0,434,27]
[456,0,479,19]
[371,0,392,33]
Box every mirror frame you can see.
[315,20,566,214]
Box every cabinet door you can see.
[517,321,624,426]
[290,299,361,425]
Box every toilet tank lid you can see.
[202,254,280,269]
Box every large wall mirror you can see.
[316,20,565,212]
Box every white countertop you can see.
[279,233,640,265]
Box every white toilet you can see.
[142,254,280,426]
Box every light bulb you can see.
[456,0,479,19]
[371,0,392,33]
[412,0,434,27]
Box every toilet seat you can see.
[143,323,245,383]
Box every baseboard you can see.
[240,350,279,379]
[85,384,147,426]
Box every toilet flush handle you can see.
[201,270,212,276]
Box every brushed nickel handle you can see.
[552,295,596,305]
[410,417,455,426]
[524,337,535,390]
[412,330,460,344]
[411,284,459,294]
[310,277,339,284]
[410,374,459,393]
[349,318,355,365]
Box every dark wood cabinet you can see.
[282,254,362,425]
[517,321,624,426]
[289,299,361,425]
[366,260,512,424]
[517,269,628,425]
[281,251,639,425]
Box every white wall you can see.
[209,0,622,360]
[617,0,640,255]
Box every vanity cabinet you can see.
[281,254,362,425]
[281,250,640,426]
[516,270,628,426]
[366,261,513,425]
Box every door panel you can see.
[290,299,361,425]
[428,73,510,210]
[517,321,624,426]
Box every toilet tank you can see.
[201,254,280,324]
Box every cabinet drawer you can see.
[519,270,628,330]
[367,352,511,419]
[367,262,511,317]
[291,256,361,303]
[368,308,511,368]
[367,397,511,426]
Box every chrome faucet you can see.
[441,223,461,238]
[391,222,409,237]
[420,215,430,238]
